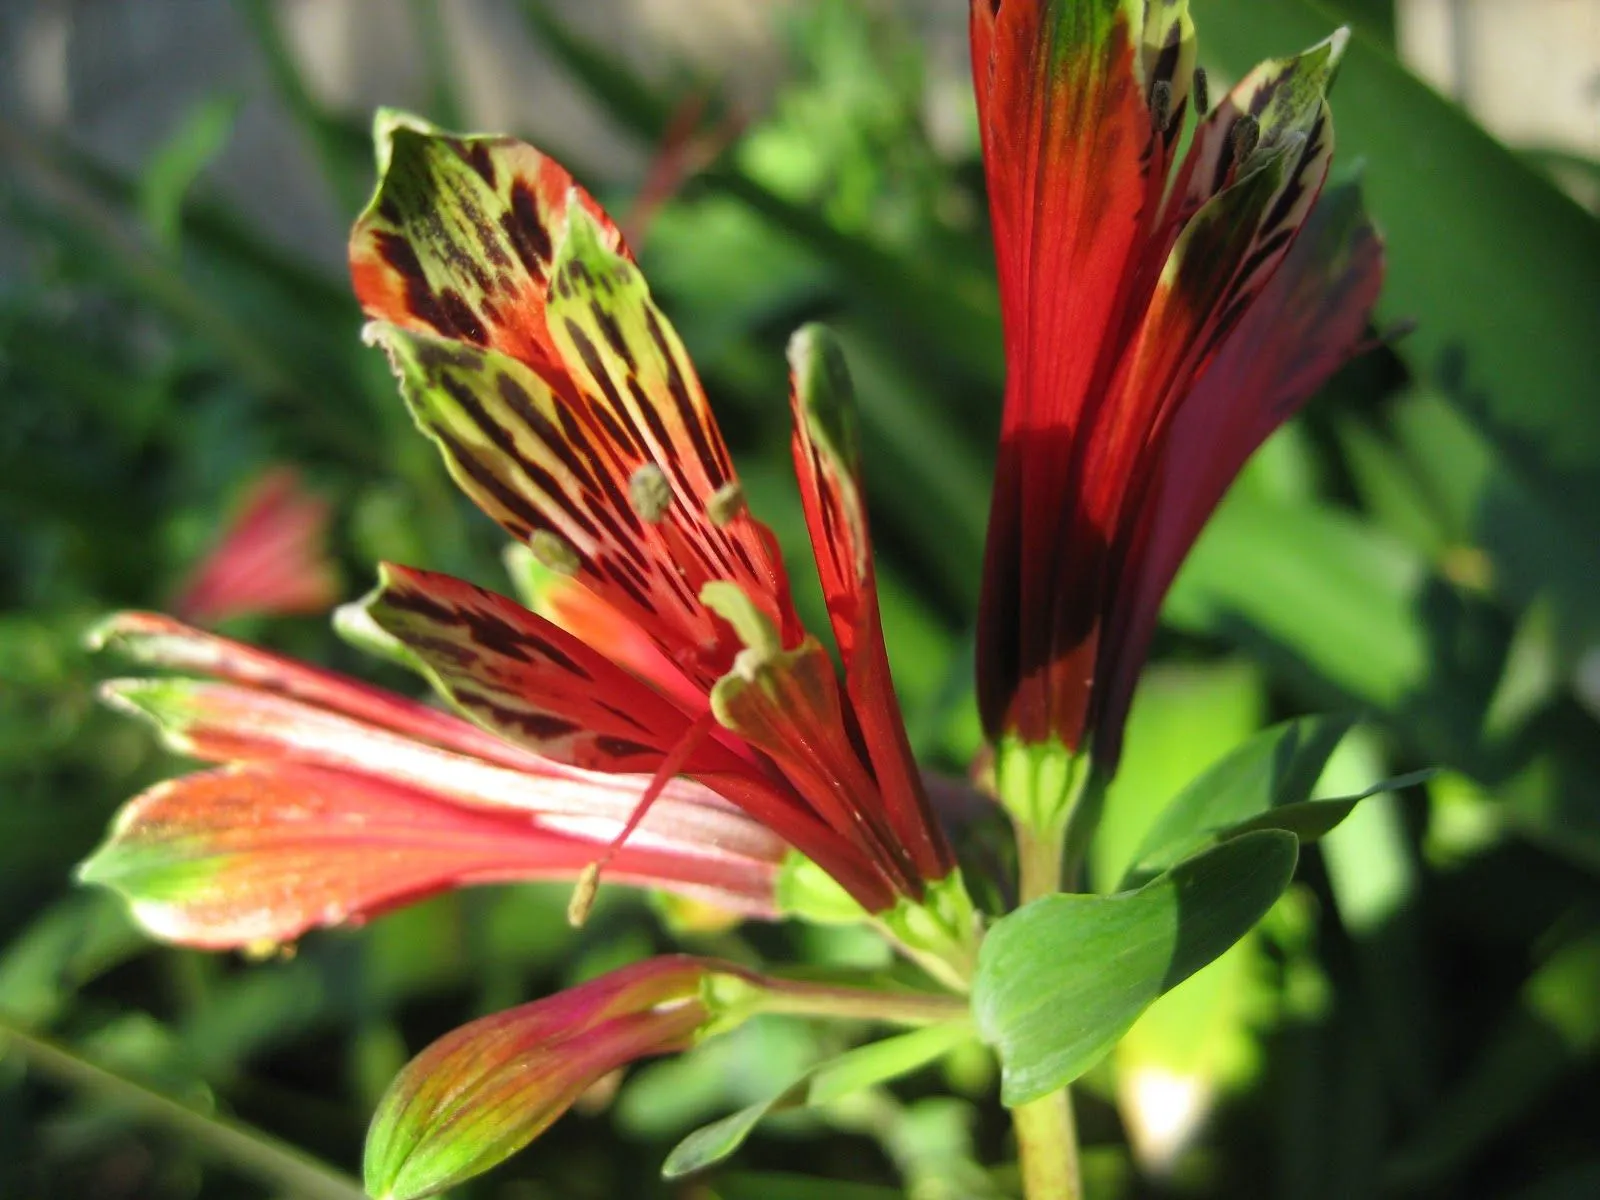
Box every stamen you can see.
[707,481,746,527]
[566,862,601,927]
[1193,67,1209,116]
[529,530,580,575]
[566,712,717,928]
[1150,80,1172,135]
[1231,114,1260,167]
[628,462,673,523]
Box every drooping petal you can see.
[89,612,551,773]
[786,325,951,881]
[75,765,779,950]
[172,467,340,625]
[365,957,725,1199]
[98,676,788,868]
[1092,181,1384,764]
[349,110,627,383]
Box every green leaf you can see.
[973,831,1299,1106]
[661,1021,973,1179]
[139,93,241,252]
[1090,661,1265,893]
[1119,715,1352,885]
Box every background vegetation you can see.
[2,1,1598,1196]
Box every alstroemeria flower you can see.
[172,466,340,625]
[344,111,968,945]
[78,613,786,948]
[971,2,1384,767]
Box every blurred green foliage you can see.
[2,0,1597,1196]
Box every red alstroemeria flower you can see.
[971,1,1384,768]
[345,112,968,951]
[172,466,340,625]
[77,613,787,948]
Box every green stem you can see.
[1004,745,1086,1200]
[1013,1088,1082,1200]
[1015,817,1066,907]
[758,980,971,1027]
[0,1015,366,1200]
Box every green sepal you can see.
[775,852,869,926]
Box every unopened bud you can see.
[1231,114,1260,166]
[1193,67,1210,116]
[707,481,746,527]
[628,462,673,523]
[529,530,580,575]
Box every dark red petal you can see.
[1094,182,1384,764]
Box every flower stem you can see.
[1013,1088,1082,1200]
[1006,750,1085,1200]
[758,979,971,1027]
[1015,817,1066,907]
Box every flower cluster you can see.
[80,2,1383,1196]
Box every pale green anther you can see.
[706,481,746,527]
[628,462,673,523]
[528,529,580,575]
[699,581,779,662]
[566,861,601,928]
[775,852,870,925]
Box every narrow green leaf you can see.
[974,831,1299,1106]
[1119,715,1353,886]
[0,1015,365,1200]
[139,93,241,251]
[661,1021,973,1179]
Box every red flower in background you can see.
[970,1,1383,767]
[172,467,340,625]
